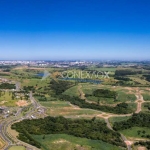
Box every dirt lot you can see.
[138,147,146,150]
[0,137,5,150]
[16,100,28,107]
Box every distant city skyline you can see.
[0,0,150,60]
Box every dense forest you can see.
[113,113,150,131]
[143,75,150,82]
[49,80,75,95]
[49,80,133,114]
[0,83,15,89]
[93,89,117,99]
[135,141,150,149]
[114,76,132,81]
[113,113,150,149]
[115,70,142,76]
[23,86,35,92]
[59,95,134,114]
[12,116,125,148]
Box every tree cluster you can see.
[50,80,75,95]
[115,70,142,76]
[12,116,125,148]
[59,95,133,114]
[93,89,117,99]
[113,113,150,131]
[0,83,15,89]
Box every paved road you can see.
[15,82,21,91]
[105,118,113,130]
[121,134,132,150]
[0,91,41,150]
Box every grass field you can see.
[21,78,48,88]
[33,134,123,150]
[63,85,79,97]
[8,146,26,150]
[142,102,150,111]
[120,127,150,139]
[117,91,136,102]
[127,103,137,112]
[87,67,117,72]
[85,91,136,104]
[142,92,150,101]
[109,116,131,125]
[40,101,71,108]
[44,101,102,117]
[81,83,136,104]
[130,76,149,85]
[0,91,17,106]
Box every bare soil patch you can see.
[16,100,28,107]
[0,137,5,150]
[138,146,146,150]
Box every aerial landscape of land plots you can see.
[1,63,150,150]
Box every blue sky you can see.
[0,0,150,60]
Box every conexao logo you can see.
[39,70,109,83]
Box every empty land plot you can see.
[120,127,150,140]
[142,92,150,101]
[40,101,71,108]
[117,91,136,102]
[45,101,102,117]
[0,92,17,107]
[85,90,136,104]
[8,146,26,150]
[21,78,48,88]
[33,134,122,150]
[142,103,150,111]
[0,137,5,150]
[109,116,131,125]
[16,100,28,107]
[63,86,79,97]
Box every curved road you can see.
[1,82,149,150]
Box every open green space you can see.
[0,91,17,106]
[8,146,26,150]
[87,66,117,72]
[33,134,123,150]
[109,116,131,125]
[40,101,71,108]
[117,91,136,102]
[142,92,150,101]
[44,100,103,117]
[86,93,136,104]
[63,85,79,97]
[80,83,136,104]
[12,116,125,148]
[121,127,150,139]
[142,102,150,111]
[21,78,48,88]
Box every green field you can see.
[80,83,136,104]
[87,67,117,72]
[142,92,150,101]
[0,91,17,106]
[120,127,150,139]
[85,91,136,104]
[117,91,136,102]
[142,102,150,111]
[109,116,131,125]
[44,101,102,117]
[63,85,79,97]
[40,101,71,108]
[33,134,123,150]
[21,78,48,88]
[8,146,26,150]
